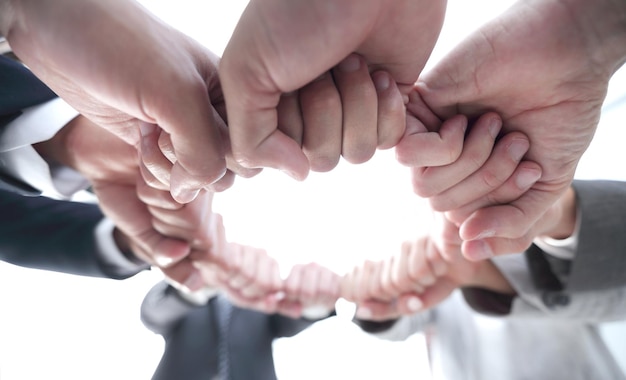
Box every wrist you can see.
[540,187,577,240]
[560,0,626,76]
[466,260,515,295]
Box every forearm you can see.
[33,114,137,181]
[559,0,626,76]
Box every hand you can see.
[220,0,446,178]
[200,242,284,313]
[276,54,407,172]
[2,0,241,202]
[414,0,626,259]
[34,115,217,290]
[277,262,341,318]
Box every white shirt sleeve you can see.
[0,98,89,198]
[94,218,149,274]
[532,205,582,260]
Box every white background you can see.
[2,0,626,379]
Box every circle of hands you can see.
[13,0,618,320]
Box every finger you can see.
[300,72,343,172]
[428,132,531,212]
[380,255,400,300]
[460,184,569,259]
[372,71,406,149]
[317,267,341,306]
[299,263,321,303]
[284,264,305,299]
[138,124,172,190]
[366,260,386,301]
[395,92,466,167]
[208,120,261,193]
[277,92,305,146]
[153,77,228,203]
[332,54,378,164]
[445,161,542,225]
[355,299,402,321]
[391,242,414,292]
[399,279,456,311]
[411,112,502,197]
[406,238,435,288]
[240,254,273,299]
[162,262,205,292]
[157,130,177,164]
[136,176,183,210]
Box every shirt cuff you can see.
[532,206,581,260]
[0,98,88,198]
[94,218,148,274]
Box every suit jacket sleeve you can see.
[0,189,142,279]
[0,55,57,127]
[568,180,626,291]
[140,281,201,336]
[1,55,58,195]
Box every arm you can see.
[0,189,145,279]
[1,0,236,201]
[219,0,447,178]
[140,281,206,336]
[414,0,626,260]
[568,180,626,290]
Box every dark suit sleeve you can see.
[140,282,201,336]
[0,55,56,195]
[0,189,141,279]
[568,180,626,291]
[268,310,334,338]
[0,55,57,127]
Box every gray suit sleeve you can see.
[569,180,626,291]
[140,281,200,336]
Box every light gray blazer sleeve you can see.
[569,180,626,291]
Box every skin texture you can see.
[220,0,447,179]
[411,0,626,259]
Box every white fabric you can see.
[94,218,147,274]
[533,206,581,260]
[0,98,88,198]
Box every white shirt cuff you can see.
[533,206,581,260]
[0,98,88,198]
[94,218,147,273]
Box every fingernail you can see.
[488,117,502,138]
[173,188,200,204]
[407,297,423,312]
[139,122,156,137]
[338,54,361,72]
[515,168,542,190]
[470,240,494,260]
[473,229,496,240]
[355,307,372,320]
[508,138,529,161]
[374,73,390,91]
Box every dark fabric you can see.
[0,189,140,279]
[461,287,514,316]
[142,282,326,380]
[352,317,399,334]
[524,243,564,292]
[0,54,56,194]
[0,55,56,128]
[568,180,626,291]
